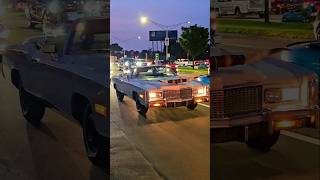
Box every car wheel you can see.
[246,130,280,150]
[116,90,124,102]
[135,96,148,114]
[19,88,45,125]
[83,105,107,166]
[187,101,198,110]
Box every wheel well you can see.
[71,93,90,125]
[11,69,21,89]
[235,7,240,12]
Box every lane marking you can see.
[281,130,320,146]
[199,103,210,108]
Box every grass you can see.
[178,67,208,75]
[216,19,314,39]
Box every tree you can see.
[110,43,123,53]
[179,25,209,69]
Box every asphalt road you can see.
[110,81,210,180]
[0,74,107,180]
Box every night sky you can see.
[111,0,210,51]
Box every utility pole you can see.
[264,0,270,23]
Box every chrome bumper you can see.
[148,96,209,108]
[211,106,320,130]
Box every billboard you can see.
[149,30,178,41]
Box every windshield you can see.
[134,66,176,77]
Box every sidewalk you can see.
[110,121,162,180]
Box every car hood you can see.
[127,76,206,90]
[213,58,311,89]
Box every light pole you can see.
[140,16,190,60]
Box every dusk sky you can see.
[111,0,210,51]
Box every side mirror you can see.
[41,44,56,53]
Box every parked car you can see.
[210,46,319,149]
[156,60,178,73]
[112,65,209,115]
[282,11,310,22]
[0,17,109,166]
[176,59,192,67]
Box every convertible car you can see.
[0,17,109,166]
[209,46,319,149]
[112,65,209,115]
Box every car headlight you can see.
[124,61,129,66]
[136,62,142,67]
[265,88,299,103]
[194,87,207,96]
[47,1,60,14]
[148,91,162,100]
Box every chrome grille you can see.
[211,86,262,119]
[163,88,192,100]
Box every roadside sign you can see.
[155,53,159,60]
[165,37,169,46]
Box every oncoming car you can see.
[112,65,209,115]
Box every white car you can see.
[313,12,320,40]
[176,59,192,67]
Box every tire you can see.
[246,130,280,150]
[135,95,148,115]
[83,105,107,166]
[19,88,45,125]
[187,101,198,110]
[116,90,124,102]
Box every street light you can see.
[139,16,191,60]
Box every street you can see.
[0,74,106,180]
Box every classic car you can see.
[156,60,178,73]
[0,17,109,166]
[112,65,209,115]
[24,0,108,30]
[135,58,152,67]
[210,46,319,149]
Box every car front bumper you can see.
[148,96,209,108]
[211,106,320,143]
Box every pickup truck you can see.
[0,17,109,166]
[210,46,319,149]
[213,0,265,18]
